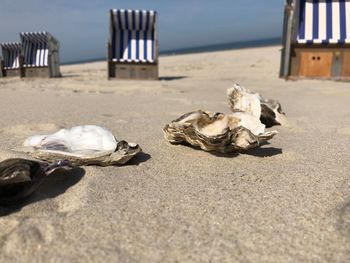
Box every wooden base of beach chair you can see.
[4,69,21,77]
[286,76,350,82]
[288,46,350,79]
[108,63,158,80]
[22,67,61,78]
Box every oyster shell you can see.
[22,125,141,166]
[0,159,71,205]
[163,110,277,153]
[227,84,285,127]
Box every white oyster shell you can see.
[24,125,117,152]
[227,84,285,127]
[22,125,141,166]
[163,110,277,153]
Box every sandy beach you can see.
[0,46,350,262]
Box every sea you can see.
[63,37,281,65]
[159,37,281,56]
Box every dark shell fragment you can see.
[0,158,71,205]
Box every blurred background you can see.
[0,0,284,63]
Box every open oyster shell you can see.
[22,125,141,166]
[227,84,285,127]
[0,159,71,205]
[163,110,277,153]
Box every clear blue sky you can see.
[0,0,284,63]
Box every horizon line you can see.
[62,36,282,65]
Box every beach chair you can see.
[0,56,4,77]
[108,9,159,80]
[0,42,22,77]
[280,0,350,80]
[20,32,61,78]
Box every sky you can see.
[0,0,284,63]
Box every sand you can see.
[0,46,350,262]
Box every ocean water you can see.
[159,37,282,56]
[63,37,281,65]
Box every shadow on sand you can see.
[209,147,282,158]
[60,74,81,78]
[170,143,282,158]
[338,201,350,236]
[159,76,187,81]
[126,152,151,166]
[0,167,85,216]
[243,147,283,157]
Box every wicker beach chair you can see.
[20,32,61,78]
[108,9,159,80]
[281,0,350,80]
[0,42,22,77]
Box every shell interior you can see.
[164,110,277,153]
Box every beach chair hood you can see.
[110,9,157,63]
[20,32,51,67]
[295,0,350,44]
[1,42,21,69]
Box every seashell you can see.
[163,110,277,153]
[0,158,71,205]
[227,84,285,127]
[22,125,141,166]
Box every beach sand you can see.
[0,46,350,262]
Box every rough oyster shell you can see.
[0,159,71,205]
[163,110,277,153]
[22,125,141,166]
[227,84,285,127]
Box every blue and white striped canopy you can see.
[20,32,49,67]
[297,0,350,44]
[111,9,157,63]
[1,42,21,69]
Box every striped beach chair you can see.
[20,32,61,78]
[280,0,350,79]
[108,9,159,79]
[0,56,3,77]
[0,42,22,77]
[296,0,350,45]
